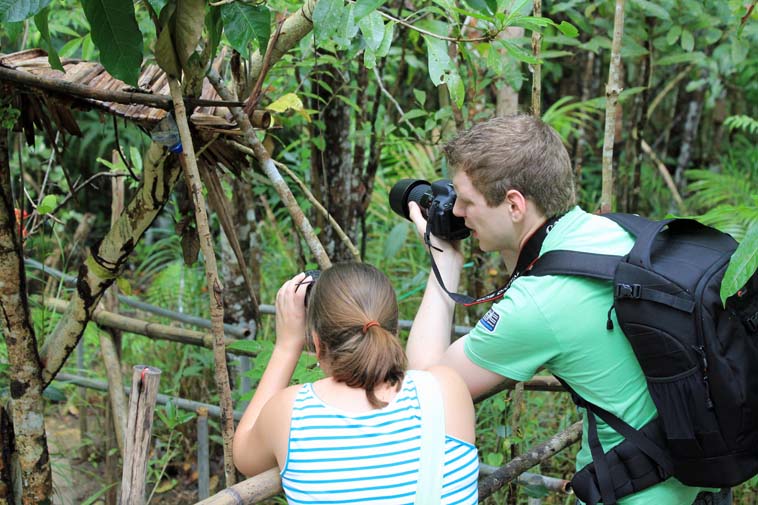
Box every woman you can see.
[233,262,478,504]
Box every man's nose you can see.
[452,199,464,217]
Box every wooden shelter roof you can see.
[0,49,267,172]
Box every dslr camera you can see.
[389,179,470,241]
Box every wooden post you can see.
[120,365,161,505]
[197,408,210,500]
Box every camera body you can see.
[389,179,470,241]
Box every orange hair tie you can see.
[362,320,381,333]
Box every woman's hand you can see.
[274,272,312,354]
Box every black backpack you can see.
[528,213,758,505]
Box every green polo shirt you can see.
[464,206,702,504]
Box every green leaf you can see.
[556,20,579,38]
[0,0,50,22]
[666,25,682,45]
[313,0,347,46]
[353,0,385,22]
[463,0,496,15]
[173,0,205,67]
[227,339,262,354]
[43,385,67,402]
[59,37,83,59]
[358,11,384,51]
[720,223,758,305]
[422,35,452,86]
[37,194,58,215]
[656,51,704,66]
[206,6,222,64]
[680,29,694,52]
[221,2,271,58]
[375,20,394,58]
[34,7,63,71]
[630,0,671,20]
[81,0,143,86]
[446,70,465,109]
[413,89,427,106]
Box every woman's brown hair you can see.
[306,262,406,408]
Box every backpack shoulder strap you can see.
[529,250,621,280]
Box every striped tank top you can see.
[281,370,479,504]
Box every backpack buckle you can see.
[746,312,758,333]
[616,283,642,299]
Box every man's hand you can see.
[408,201,464,264]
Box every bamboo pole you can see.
[478,421,583,498]
[531,0,542,117]
[120,365,162,505]
[54,372,244,421]
[43,297,257,356]
[600,0,626,214]
[197,408,210,500]
[194,468,282,505]
[168,77,236,488]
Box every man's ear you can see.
[504,189,528,221]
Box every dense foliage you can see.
[1,0,757,503]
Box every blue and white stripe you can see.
[280,372,479,504]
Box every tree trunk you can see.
[0,404,14,503]
[310,56,361,262]
[0,128,52,504]
[600,0,626,213]
[531,0,542,117]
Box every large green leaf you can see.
[81,0,143,86]
[313,0,347,46]
[353,0,385,22]
[721,222,758,305]
[463,0,496,15]
[358,11,384,51]
[422,34,453,86]
[0,0,50,22]
[206,6,223,65]
[33,7,63,71]
[221,2,271,58]
[173,0,205,67]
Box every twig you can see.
[372,66,420,140]
[112,116,139,181]
[244,20,285,115]
[27,172,129,235]
[646,64,693,120]
[345,0,495,43]
[228,142,360,262]
[206,68,332,269]
[640,139,687,214]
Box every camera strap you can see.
[426,215,561,306]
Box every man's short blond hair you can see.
[443,114,576,217]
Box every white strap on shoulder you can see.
[412,370,446,505]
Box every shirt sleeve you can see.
[463,279,560,382]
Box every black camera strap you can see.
[425,215,560,307]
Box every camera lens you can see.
[389,179,432,220]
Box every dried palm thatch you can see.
[0,48,271,173]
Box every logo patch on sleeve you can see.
[479,308,500,332]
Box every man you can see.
[405,114,727,504]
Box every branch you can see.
[0,65,244,110]
[40,142,181,386]
[243,20,285,115]
[207,69,332,269]
[639,139,687,214]
[478,421,583,499]
[168,76,236,488]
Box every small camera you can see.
[388,179,470,241]
[303,269,320,306]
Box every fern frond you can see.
[724,115,758,135]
